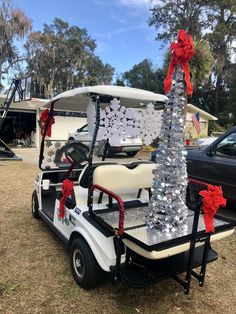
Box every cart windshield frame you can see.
[39,86,167,170]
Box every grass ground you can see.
[0,161,235,314]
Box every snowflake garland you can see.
[86,98,163,146]
[98,98,135,145]
[134,103,163,145]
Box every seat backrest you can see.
[93,163,156,191]
[79,162,117,188]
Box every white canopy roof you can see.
[45,85,167,112]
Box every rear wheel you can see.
[70,238,105,289]
[32,190,40,219]
[127,151,137,157]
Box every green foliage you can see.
[122,59,164,93]
[0,0,32,89]
[149,0,206,44]
[25,18,114,98]
[114,73,125,86]
[149,0,236,125]
[190,40,214,88]
[208,121,225,135]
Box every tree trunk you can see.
[215,74,223,116]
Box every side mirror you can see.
[206,147,215,157]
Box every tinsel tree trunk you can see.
[147,65,188,233]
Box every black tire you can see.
[32,190,40,219]
[70,238,105,289]
[127,151,137,157]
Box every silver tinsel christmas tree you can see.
[147,66,188,232]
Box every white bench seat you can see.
[73,162,156,205]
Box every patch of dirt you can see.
[0,161,235,314]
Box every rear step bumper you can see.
[116,246,218,288]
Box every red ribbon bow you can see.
[164,30,195,95]
[199,185,226,233]
[59,179,74,219]
[40,109,55,137]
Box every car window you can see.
[215,132,236,157]
[80,125,88,132]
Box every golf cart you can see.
[32,85,235,293]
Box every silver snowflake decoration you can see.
[98,98,135,145]
[134,103,163,145]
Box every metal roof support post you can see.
[88,96,100,164]
[38,102,55,169]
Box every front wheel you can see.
[70,238,105,289]
[32,190,40,219]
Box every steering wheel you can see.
[54,142,89,167]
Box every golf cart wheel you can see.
[127,151,137,157]
[70,238,105,289]
[32,190,40,219]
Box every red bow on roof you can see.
[199,185,226,233]
[59,179,74,219]
[164,30,195,95]
[40,109,55,137]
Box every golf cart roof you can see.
[45,85,167,112]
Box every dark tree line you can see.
[0,0,114,99]
[25,18,114,99]
[150,1,235,128]
[1,0,235,129]
[116,0,236,129]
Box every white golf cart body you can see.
[35,85,166,268]
[33,85,235,291]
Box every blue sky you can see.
[14,0,167,75]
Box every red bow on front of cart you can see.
[40,108,55,137]
[59,178,74,219]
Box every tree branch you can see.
[2,57,27,73]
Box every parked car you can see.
[150,127,236,202]
[195,137,218,147]
[187,126,236,202]
[68,124,142,157]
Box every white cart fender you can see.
[69,226,118,272]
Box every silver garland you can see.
[147,66,188,233]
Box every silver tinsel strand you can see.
[147,66,188,233]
